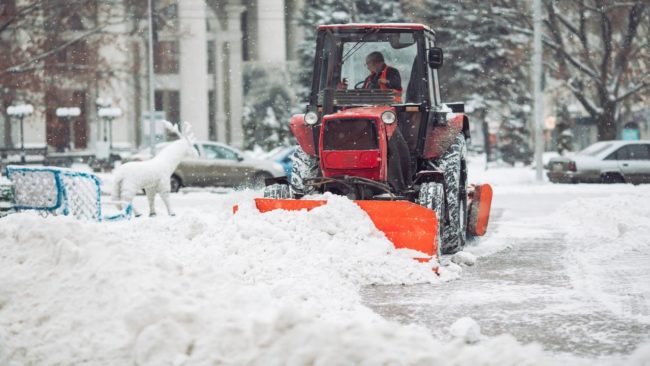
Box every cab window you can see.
[339,33,417,96]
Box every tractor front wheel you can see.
[289,146,320,197]
[418,182,445,258]
[263,184,291,199]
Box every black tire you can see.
[170,175,182,193]
[251,172,273,189]
[289,146,320,196]
[601,173,625,184]
[263,184,291,199]
[418,182,445,258]
[436,134,468,254]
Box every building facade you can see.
[0,0,304,152]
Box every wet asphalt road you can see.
[361,190,650,361]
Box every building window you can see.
[154,41,179,74]
[0,0,16,19]
[69,40,89,65]
[155,90,181,124]
[207,41,215,74]
[208,90,216,140]
[55,40,90,66]
[155,0,178,30]
[241,11,249,61]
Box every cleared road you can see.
[362,187,650,362]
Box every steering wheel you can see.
[354,80,366,89]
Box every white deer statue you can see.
[112,121,198,217]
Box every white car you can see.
[547,140,650,184]
[124,141,286,191]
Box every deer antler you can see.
[181,121,196,143]
[162,120,183,139]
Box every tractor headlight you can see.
[381,111,396,124]
[304,111,318,125]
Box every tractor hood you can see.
[318,106,399,182]
[323,106,394,120]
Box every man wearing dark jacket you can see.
[363,52,402,102]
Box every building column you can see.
[215,34,227,144]
[225,4,245,148]
[101,2,132,149]
[179,0,209,140]
[255,0,286,62]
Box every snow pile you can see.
[451,251,477,266]
[449,317,482,344]
[554,188,650,324]
[0,194,550,365]
[625,342,650,366]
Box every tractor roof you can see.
[317,23,434,34]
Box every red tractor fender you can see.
[289,114,316,156]
[422,113,468,159]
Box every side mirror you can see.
[428,47,443,69]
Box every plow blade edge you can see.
[251,198,439,259]
[467,184,493,236]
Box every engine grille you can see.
[322,119,378,151]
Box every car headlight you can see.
[304,111,318,125]
[381,110,396,124]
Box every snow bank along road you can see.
[1,166,650,365]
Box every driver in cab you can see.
[339,52,402,102]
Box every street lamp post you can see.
[532,0,544,181]
[55,107,81,151]
[7,104,34,163]
[98,107,122,150]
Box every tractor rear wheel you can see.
[418,182,445,258]
[436,134,468,254]
[289,146,320,197]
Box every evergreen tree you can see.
[409,0,533,141]
[242,65,293,151]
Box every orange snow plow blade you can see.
[248,198,439,260]
[468,184,493,236]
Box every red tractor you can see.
[253,23,492,260]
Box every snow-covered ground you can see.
[1,157,650,365]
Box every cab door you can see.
[619,144,650,184]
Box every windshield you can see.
[578,142,612,157]
[316,30,423,105]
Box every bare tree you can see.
[505,1,649,140]
[0,0,127,147]
[0,0,176,148]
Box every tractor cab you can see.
[310,24,444,111]
[291,24,466,196]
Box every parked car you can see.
[124,141,286,192]
[266,146,297,178]
[547,140,650,184]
